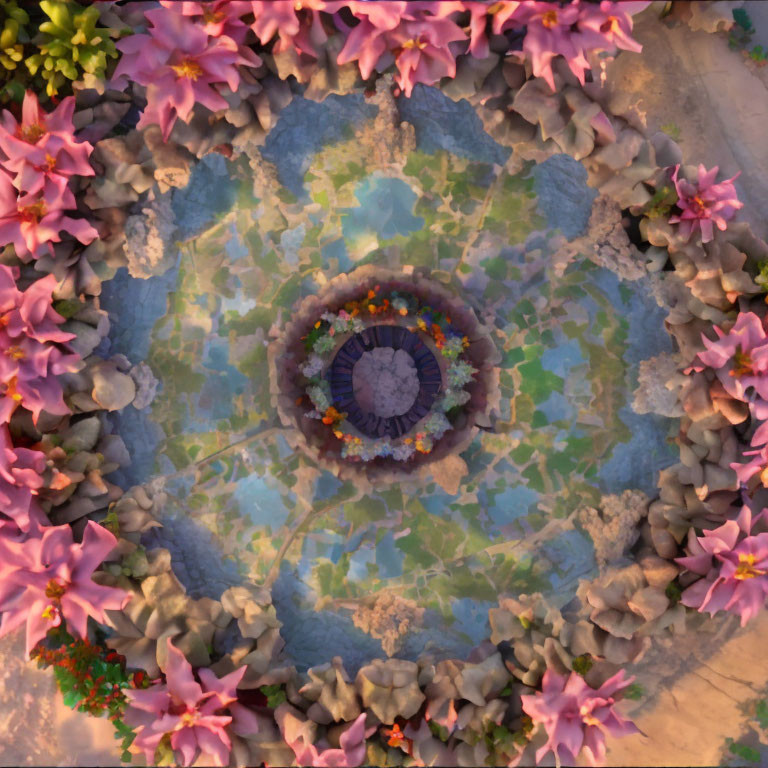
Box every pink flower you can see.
[0,173,97,261]
[0,520,128,655]
[732,441,768,488]
[344,1,409,31]
[0,266,75,345]
[520,669,640,767]
[113,7,261,141]
[0,425,47,533]
[692,312,768,405]
[389,17,467,96]
[464,1,523,58]
[575,1,649,56]
[676,505,768,626]
[512,1,589,91]
[669,164,743,243]
[0,91,94,207]
[124,637,258,767]
[278,707,369,767]
[252,0,343,58]
[159,1,253,44]
[0,266,80,424]
[337,5,467,96]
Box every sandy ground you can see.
[0,631,121,767]
[602,5,768,764]
[3,6,768,766]
[604,1,768,240]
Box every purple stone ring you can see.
[328,324,442,439]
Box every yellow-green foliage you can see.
[25,1,118,96]
[0,1,29,73]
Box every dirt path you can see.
[604,6,768,763]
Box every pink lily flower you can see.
[113,7,261,141]
[278,708,369,767]
[676,505,768,626]
[669,164,743,243]
[512,1,590,91]
[252,0,344,58]
[337,7,467,96]
[0,265,80,424]
[389,17,468,96]
[124,636,258,767]
[463,1,523,58]
[0,266,75,346]
[575,1,649,55]
[0,520,128,656]
[0,91,94,207]
[0,173,97,261]
[0,425,47,533]
[344,1,409,31]
[159,1,254,44]
[731,441,768,488]
[691,312,768,405]
[520,669,640,767]
[748,397,768,447]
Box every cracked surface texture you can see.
[352,348,421,419]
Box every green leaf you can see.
[727,738,760,763]
[665,581,682,605]
[259,684,287,708]
[1,79,25,103]
[733,8,754,32]
[623,683,644,701]
[572,654,593,676]
[754,699,768,730]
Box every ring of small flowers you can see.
[299,286,476,462]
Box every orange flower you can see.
[322,406,345,425]
[383,723,412,751]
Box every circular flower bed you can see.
[272,266,499,479]
[0,2,766,768]
[300,284,481,461]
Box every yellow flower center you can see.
[171,59,204,80]
[734,553,766,580]
[487,2,506,14]
[18,123,45,143]
[179,711,200,727]
[4,377,22,403]
[41,604,58,621]
[542,10,559,28]
[402,38,428,50]
[600,16,620,34]
[43,153,57,173]
[18,199,47,224]
[5,345,24,360]
[690,194,709,216]
[730,346,755,378]
[202,8,225,24]
[45,578,67,600]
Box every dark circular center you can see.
[328,325,442,439]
